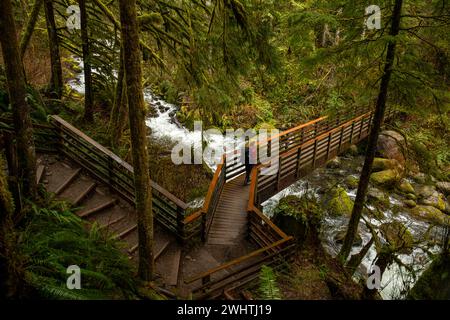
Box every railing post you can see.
[201,212,207,243]
[358,116,364,140]
[326,132,332,159]
[338,126,344,153]
[349,121,355,145]
[177,205,185,243]
[295,146,303,178]
[312,139,318,168]
[108,157,114,192]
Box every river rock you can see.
[397,180,415,195]
[376,130,406,165]
[436,182,450,196]
[406,193,417,201]
[370,169,401,187]
[410,205,449,226]
[322,186,354,216]
[404,200,417,208]
[326,158,341,169]
[419,191,446,212]
[345,176,359,189]
[372,158,400,173]
[367,187,389,205]
[412,172,427,184]
[414,185,436,199]
[346,145,359,156]
[380,221,414,254]
[334,230,362,246]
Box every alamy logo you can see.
[170,122,280,176]
[66,265,81,289]
[367,265,381,290]
[66,5,81,31]
[365,5,381,30]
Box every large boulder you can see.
[410,205,449,226]
[370,169,401,187]
[273,194,324,242]
[322,186,354,216]
[377,130,406,165]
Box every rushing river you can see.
[69,59,443,300]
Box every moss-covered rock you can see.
[410,205,449,226]
[397,180,415,195]
[419,191,446,212]
[273,193,324,242]
[367,187,390,206]
[404,200,417,208]
[406,193,417,201]
[372,158,398,172]
[370,169,401,187]
[408,256,450,300]
[322,186,354,216]
[415,185,436,198]
[380,221,414,254]
[346,144,359,156]
[344,176,359,189]
[326,158,341,169]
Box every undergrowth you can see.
[17,201,138,300]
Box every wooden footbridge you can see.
[0,106,395,299]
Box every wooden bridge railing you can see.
[182,160,227,241]
[0,115,59,153]
[224,106,372,182]
[49,116,191,241]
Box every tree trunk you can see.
[19,0,43,59]
[0,0,37,200]
[43,0,63,99]
[119,0,154,281]
[109,46,128,148]
[79,0,94,122]
[338,0,403,263]
[0,156,18,299]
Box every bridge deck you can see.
[207,175,250,246]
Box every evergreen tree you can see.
[0,0,37,199]
[119,0,154,281]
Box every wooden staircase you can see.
[37,154,182,290]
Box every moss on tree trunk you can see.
[0,0,37,199]
[119,0,154,281]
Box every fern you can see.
[258,265,282,300]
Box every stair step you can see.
[114,224,137,240]
[36,165,45,184]
[167,248,182,286]
[55,168,82,195]
[100,214,127,231]
[78,199,118,218]
[128,239,171,260]
[73,182,97,206]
